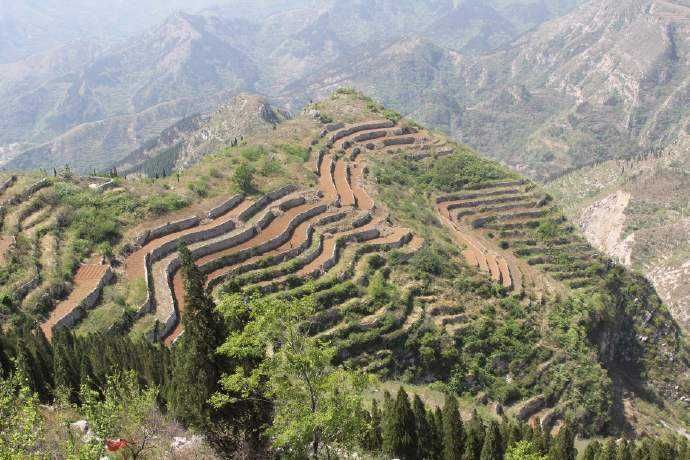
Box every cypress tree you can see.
[382,387,418,460]
[463,410,484,460]
[381,390,395,450]
[583,440,602,460]
[442,393,464,460]
[432,406,445,459]
[548,423,576,460]
[636,438,653,460]
[480,420,503,460]
[676,437,689,460]
[615,439,633,460]
[413,394,432,459]
[596,439,616,460]
[368,399,383,452]
[170,245,224,428]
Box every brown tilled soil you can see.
[350,162,374,210]
[334,159,355,207]
[41,258,110,340]
[0,236,12,265]
[124,198,253,281]
[319,155,339,203]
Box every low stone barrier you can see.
[204,224,317,291]
[51,267,114,333]
[315,149,326,175]
[465,179,526,191]
[238,185,298,222]
[436,189,522,204]
[353,130,387,143]
[133,216,201,247]
[352,212,372,228]
[207,193,244,219]
[16,270,40,301]
[330,121,395,144]
[6,178,50,206]
[383,136,415,147]
[0,176,17,194]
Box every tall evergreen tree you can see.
[596,439,616,460]
[412,394,432,459]
[463,410,484,460]
[635,438,654,460]
[530,419,549,455]
[383,387,418,460]
[442,393,464,460]
[480,419,503,460]
[548,423,576,460]
[170,245,224,428]
[429,407,444,459]
[615,439,633,460]
[367,399,383,452]
[583,440,602,460]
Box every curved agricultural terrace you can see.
[34,111,604,367]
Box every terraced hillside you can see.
[1,90,687,437]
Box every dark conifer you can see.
[413,394,432,459]
[548,423,576,460]
[480,420,503,460]
[442,393,464,460]
[583,440,602,460]
[596,438,616,460]
[367,399,383,452]
[615,439,633,460]
[170,245,224,428]
[383,387,418,460]
[463,410,484,460]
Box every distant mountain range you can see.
[0,0,594,172]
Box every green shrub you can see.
[282,144,310,162]
[233,164,255,194]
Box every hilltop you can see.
[0,90,687,442]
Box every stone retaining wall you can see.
[207,194,244,219]
[6,178,50,206]
[204,224,317,291]
[352,212,372,228]
[383,136,415,147]
[134,216,201,247]
[16,270,40,301]
[436,189,522,204]
[238,185,298,222]
[0,176,17,195]
[315,149,326,175]
[330,121,395,144]
[353,130,387,143]
[465,179,526,190]
[279,196,306,211]
[199,205,326,279]
[516,395,546,421]
[51,267,114,333]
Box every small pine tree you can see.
[382,388,418,460]
[548,423,576,460]
[615,439,633,460]
[169,245,224,429]
[413,394,432,459]
[429,407,444,459]
[531,419,549,455]
[463,410,484,460]
[583,440,602,460]
[367,399,383,452]
[480,420,503,460]
[596,438,616,460]
[442,393,464,460]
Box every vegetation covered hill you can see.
[0,91,687,458]
[547,133,690,333]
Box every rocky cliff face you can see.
[118,94,290,175]
[548,133,690,333]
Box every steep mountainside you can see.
[548,133,690,333]
[0,0,587,172]
[0,90,686,437]
[295,0,689,179]
[118,93,290,176]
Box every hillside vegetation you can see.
[0,90,687,458]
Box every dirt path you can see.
[0,236,13,265]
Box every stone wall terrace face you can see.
[207,193,244,219]
[0,176,17,195]
[329,121,395,144]
[134,216,202,247]
[51,267,114,333]
[383,136,415,147]
[238,184,299,222]
[436,188,522,203]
